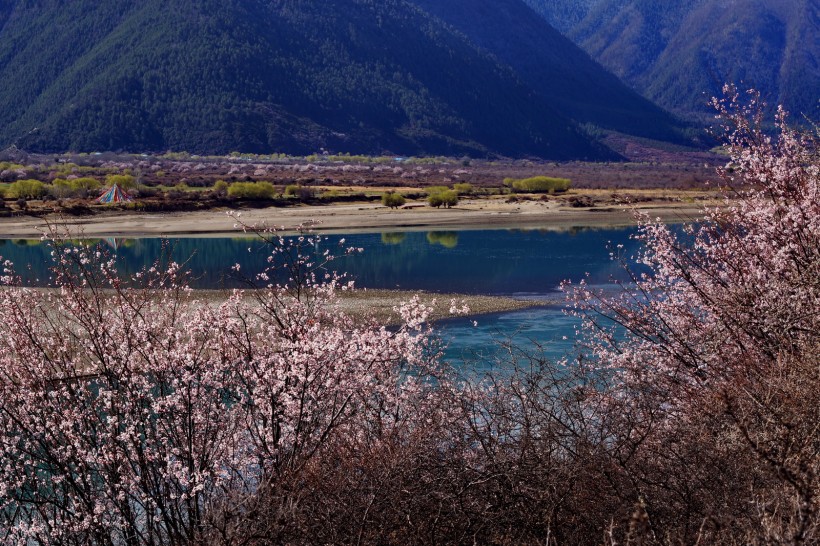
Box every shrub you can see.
[296,186,316,201]
[50,178,73,199]
[165,190,189,201]
[381,192,406,209]
[453,182,473,195]
[509,176,571,193]
[9,179,46,199]
[566,87,820,543]
[106,174,136,189]
[50,177,102,199]
[0,162,24,171]
[427,190,458,208]
[70,177,102,192]
[133,185,159,198]
[213,180,229,194]
[0,170,17,183]
[52,162,79,177]
[227,181,276,200]
[284,184,315,201]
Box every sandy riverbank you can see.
[0,197,709,239]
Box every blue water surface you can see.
[0,227,639,293]
[0,227,641,361]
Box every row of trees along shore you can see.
[0,87,818,544]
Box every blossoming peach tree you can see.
[0,226,453,544]
[570,85,819,397]
[567,86,820,541]
[1,87,818,544]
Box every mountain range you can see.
[412,0,683,143]
[525,0,820,121]
[0,0,692,159]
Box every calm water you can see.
[0,227,638,294]
[0,227,640,362]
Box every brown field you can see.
[0,144,727,237]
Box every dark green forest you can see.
[414,0,688,143]
[0,0,707,159]
[0,0,646,159]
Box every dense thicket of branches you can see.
[567,87,820,544]
[0,91,818,544]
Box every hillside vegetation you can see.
[412,0,691,144]
[0,0,629,160]
[527,0,820,120]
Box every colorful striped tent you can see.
[102,237,125,251]
[96,184,133,204]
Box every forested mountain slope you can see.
[526,0,820,120]
[0,0,625,159]
[413,0,687,143]
[520,0,597,34]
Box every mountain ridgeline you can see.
[0,0,691,159]
[526,0,820,121]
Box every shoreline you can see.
[0,198,709,239]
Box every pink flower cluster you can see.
[568,85,820,404]
[0,229,449,543]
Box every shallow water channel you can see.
[0,227,641,363]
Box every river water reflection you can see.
[0,227,638,294]
[0,227,640,362]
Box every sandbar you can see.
[201,288,551,325]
